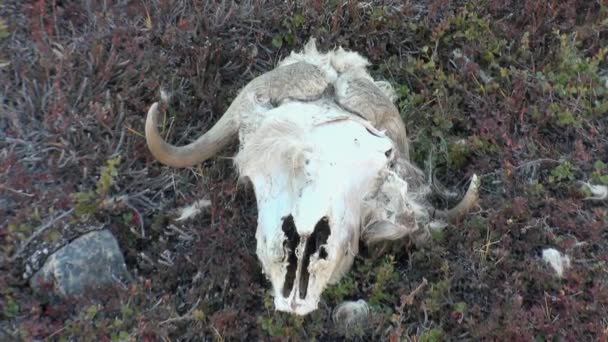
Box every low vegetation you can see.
[0,0,606,340]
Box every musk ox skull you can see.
[145,39,479,315]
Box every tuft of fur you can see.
[330,46,370,73]
[332,299,369,328]
[361,176,428,243]
[580,181,608,201]
[234,112,311,179]
[175,199,211,221]
[542,248,571,277]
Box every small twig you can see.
[479,158,562,181]
[165,225,194,241]
[421,301,429,327]
[123,200,145,238]
[73,77,88,109]
[111,274,129,290]
[513,158,560,170]
[45,326,66,340]
[112,127,126,156]
[9,209,75,262]
[159,298,202,325]
[4,137,32,146]
[210,325,224,342]
[0,184,35,197]
[158,250,174,267]
[124,124,145,138]
[138,252,156,266]
[401,278,428,306]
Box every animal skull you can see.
[235,102,396,314]
[145,39,479,315]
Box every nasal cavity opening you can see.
[299,216,331,299]
[281,215,299,298]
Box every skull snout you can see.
[279,215,330,311]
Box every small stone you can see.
[30,230,131,297]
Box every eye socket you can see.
[384,148,393,158]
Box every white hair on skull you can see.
[330,46,370,73]
[360,160,433,244]
[332,299,370,328]
[234,110,311,180]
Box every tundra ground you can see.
[1,1,607,340]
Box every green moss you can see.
[542,34,607,126]
[110,331,131,342]
[192,309,205,321]
[592,160,608,185]
[526,180,546,198]
[549,161,574,184]
[73,190,97,217]
[120,304,134,320]
[425,279,451,315]
[257,315,285,337]
[447,141,471,170]
[73,156,122,217]
[467,216,488,230]
[83,304,100,320]
[323,274,356,303]
[257,312,307,338]
[453,301,467,314]
[0,0,8,41]
[470,136,500,156]
[7,223,34,242]
[272,13,307,49]
[96,156,121,196]
[419,328,444,342]
[369,255,397,306]
[2,297,19,318]
[430,227,445,243]
[0,19,7,39]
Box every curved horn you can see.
[145,61,330,168]
[145,101,239,167]
[435,174,480,221]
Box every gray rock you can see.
[30,229,132,297]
